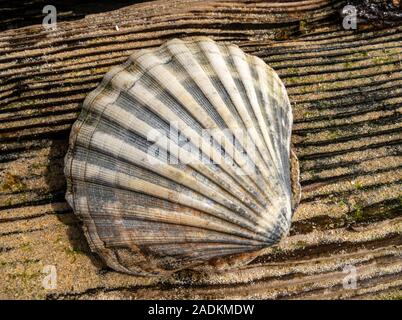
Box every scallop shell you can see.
[64,37,301,275]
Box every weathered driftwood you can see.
[0,0,401,299]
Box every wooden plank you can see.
[0,0,401,299]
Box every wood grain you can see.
[0,0,401,299]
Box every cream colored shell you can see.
[64,37,301,275]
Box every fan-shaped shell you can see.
[64,37,301,275]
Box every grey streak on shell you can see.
[64,37,301,275]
